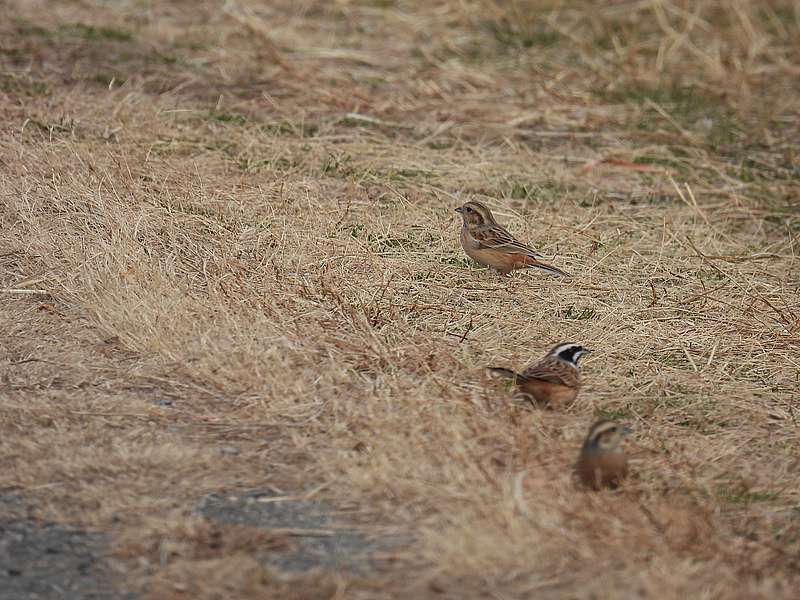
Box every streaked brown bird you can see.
[455,201,568,277]
[487,342,590,409]
[574,419,631,490]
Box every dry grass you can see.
[1,0,800,597]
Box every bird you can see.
[454,201,568,277]
[574,419,631,490]
[487,342,590,409]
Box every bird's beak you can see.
[454,207,464,214]
[621,425,633,436]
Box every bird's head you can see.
[455,201,496,227]
[582,419,631,454]
[549,342,591,368]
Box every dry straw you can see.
[1,0,799,597]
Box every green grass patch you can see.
[764,213,800,232]
[634,155,689,175]
[642,193,680,205]
[387,167,436,182]
[427,140,454,150]
[59,23,133,42]
[348,225,438,257]
[338,115,378,129]
[89,73,126,87]
[438,254,472,268]
[758,5,800,36]
[654,351,689,368]
[510,181,536,201]
[367,230,435,256]
[237,156,299,173]
[349,223,366,238]
[0,73,48,97]
[260,121,319,137]
[718,486,780,506]
[321,153,360,178]
[695,269,726,282]
[485,20,560,50]
[208,112,247,125]
[599,407,631,420]
[597,83,742,148]
[560,305,596,320]
[738,157,800,183]
[358,0,397,7]
[502,179,573,204]
[27,117,76,137]
[13,19,50,37]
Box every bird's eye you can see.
[465,207,473,212]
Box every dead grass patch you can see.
[2,0,800,597]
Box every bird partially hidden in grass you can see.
[574,419,631,490]
[455,201,568,277]
[487,342,590,409]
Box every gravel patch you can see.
[0,518,126,600]
[197,489,406,573]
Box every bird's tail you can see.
[522,256,569,277]
[486,367,523,381]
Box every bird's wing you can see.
[521,358,579,387]
[471,225,569,277]
[472,225,544,258]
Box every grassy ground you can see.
[2,0,800,597]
